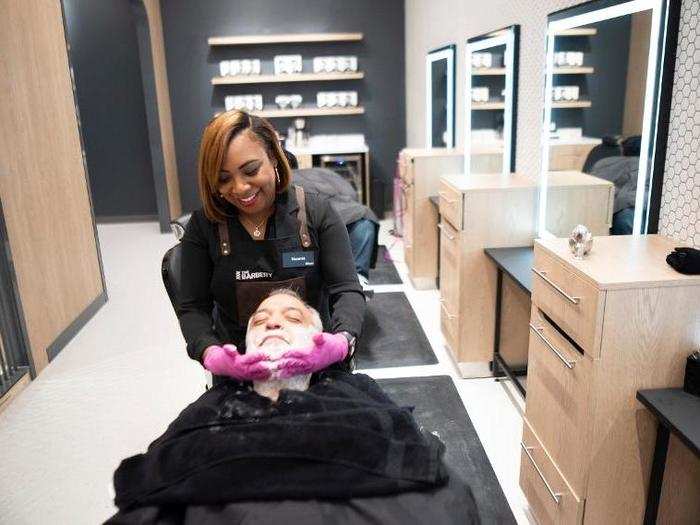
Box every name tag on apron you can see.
[282,251,315,268]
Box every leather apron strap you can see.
[217,186,311,256]
[295,185,312,248]
[218,221,231,256]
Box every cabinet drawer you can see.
[438,180,463,230]
[438,220,460,311]
[440,301,459,356]
[531,250,603,356]
[525,307,592,497]
[520,421,584,525]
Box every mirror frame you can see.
[465,25,520,176]
[538,0,681,237]
[426,44,456,148]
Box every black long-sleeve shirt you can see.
[177,187,366,363]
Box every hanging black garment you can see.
[111,371,449,512]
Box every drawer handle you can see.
[438,191,457,204]
[520,442,563,505]
[437,223,455,241]
[531,268,580,305]
[529,324,575,369]
[439,300,456,319]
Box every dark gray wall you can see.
[160,0,405,216]
[552,16,631,138]
[62,0,158,219]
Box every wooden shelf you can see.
[472,68,506,76]
[472,101,505,110]
[208,32,363,46]
[211,72,364,85]
[216,106,365,118]
[552,100,592,109]
[554,27,597,36]
[553,66,594,74]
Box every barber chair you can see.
[582,135,623,173]
[161,225,213,388]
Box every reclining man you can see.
[108,290,479,524]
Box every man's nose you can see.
[265,316,282,329]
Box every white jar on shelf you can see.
[219,60,230,77]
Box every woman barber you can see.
[177,110,365,383]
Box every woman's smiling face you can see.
[218,130,277,217]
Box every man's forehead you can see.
[255,294,309,315]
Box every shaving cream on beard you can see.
[247,325,315,401]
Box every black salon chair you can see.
[582,135,623,173]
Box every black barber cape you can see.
[111,372,449,513]
[177,186,365,363]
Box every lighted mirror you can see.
[426,44,456,148]
[465,25,519,175]
[539,0,680,237]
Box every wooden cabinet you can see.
[522,235,700,524]
[545,171,614,237]
[438,173,537,377]
[398,148,463,289]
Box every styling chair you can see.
[581,135,623,173]
[161,224,213,388]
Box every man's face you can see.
[246,293,316,356]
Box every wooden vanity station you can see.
[521,235,700,524]
[545,171,614,237]
[398,148,463,289]
[438,173,538,377]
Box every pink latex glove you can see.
[275,332,349,379]
[202,344,272,381]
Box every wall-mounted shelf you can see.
[553,27,597,36]
[216,106,365,118]
[211,72,364,85]
[553,66,594,74]
[472,68,506,76]
[208,33,363,46]
[472,101,505,110]
[552,100,592,108]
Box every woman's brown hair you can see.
[197,110,292,223]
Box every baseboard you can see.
[46,290,108,362]
[0,370,30,414]
[96,214,158,224]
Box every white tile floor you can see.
[0,220,534,524]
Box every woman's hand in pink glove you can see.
[275,332,349,379]
[202,344,272,381]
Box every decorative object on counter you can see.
[225,94,263,112]
[312,56,358,73]
[666,247,700,275]
[471,87,490,103]
[316,91,358,108]
[273,55,302,75]
[684,352,700,397]
[293,118,307,147]
[275,94,303,109]
[568,224,593,259]
[471,52,493,68]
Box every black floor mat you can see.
[377,376,517,525]
[368,245,402,285]
[355,292,437,369]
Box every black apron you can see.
[211,186,326,355]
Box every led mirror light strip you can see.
[426,46,455,148]
[538,0,666,237]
